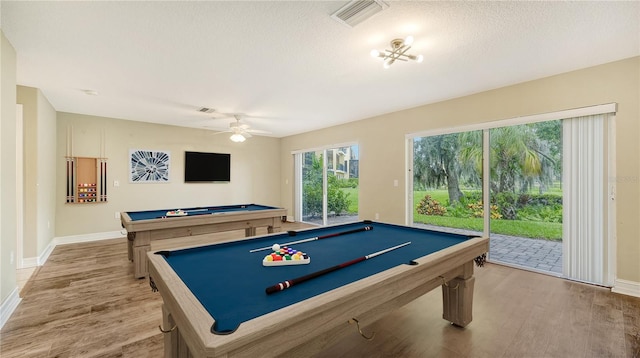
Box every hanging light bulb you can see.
[404,35,414,46]
[230,133,246,142]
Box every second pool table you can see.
[148,221,489,357]
[121,204,286,278]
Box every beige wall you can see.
[55,113,282,236]
[36,89,57,255]
[1,31,18,304]
[17,86,57,259]
[280,57,640,283]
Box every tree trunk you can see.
[445,161,464,204]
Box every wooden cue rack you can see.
[65,156,108,204]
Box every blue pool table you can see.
[121,204,286,278]
[148,221,489,357]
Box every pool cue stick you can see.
[249,226,373,253]
[265,241,411,295]
[183,208,209,213]
[100,160,104,202]
[66,159,70,202]
[158,208,211,219]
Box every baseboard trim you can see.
[21,257,38,269]
[0,287,22,329]
[612,278,640,298]
[54,230,124,246]
[37,240,55,266]
[20,231,125,270]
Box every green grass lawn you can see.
[337,188,561,240]
[413,190,562,241]
[341,187,359,214]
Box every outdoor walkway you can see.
[311,216,563,275]
[414,223,563,274]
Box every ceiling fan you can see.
[207,114,270,142]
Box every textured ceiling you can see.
[1,1,639,137]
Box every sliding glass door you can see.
[488,121,563,275]
[301,151,323,223]
[408,105,615,285]
[297,145,359,226]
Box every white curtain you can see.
[562,114,608,285]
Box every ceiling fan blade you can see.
[204,126,231,132]
[245,128,271,134]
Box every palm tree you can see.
[415,123,559,210]
[458,124,557,194]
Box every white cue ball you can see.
[272,244,280,252]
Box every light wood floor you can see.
[1,223,639,358]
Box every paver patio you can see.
[414,223,563,274]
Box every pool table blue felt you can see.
[126,204,279,221]
[155,221,473,334]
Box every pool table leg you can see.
[162,304,176,358]
[162,304,195,358]
[131,231,151,279]
[127,232,134,261]
[442,261,475,327]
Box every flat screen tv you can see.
[184,151,231,182]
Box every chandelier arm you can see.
[396,45,413,60]
[384,44,414,61]
[375,37,422,66]
[383,50,409,62]
[384,48,404,61]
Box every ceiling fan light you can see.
[370,49,380,58]
[415,54,424,63]
[230,133,246,142]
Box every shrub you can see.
[467,201,502,219]
[346,178,359,188]
[327,185,351,215]
[518,204,562,223]
[416,195,447,216]
[494,192,518,220]
[446,202,471,218]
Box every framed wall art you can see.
[129,149,170,183]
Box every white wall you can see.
[17,86,57,262]
[1,31,19,314]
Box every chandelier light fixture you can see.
[370,36,423,69]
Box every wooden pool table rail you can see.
[148,234,489,358]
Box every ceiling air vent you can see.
[198,107,215,114]
[331,0,389,28]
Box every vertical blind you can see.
[562,114,608,285]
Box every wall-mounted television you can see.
[184,151,231,182]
